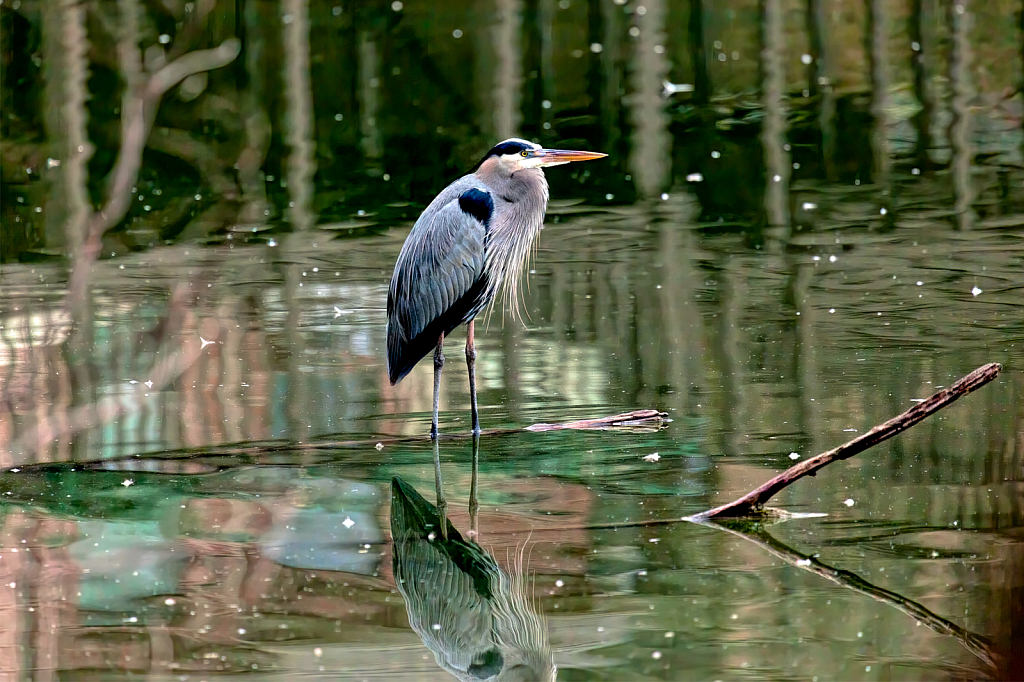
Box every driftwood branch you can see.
[692,362,1002,520]
[524,409,669,432]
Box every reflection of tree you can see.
[700,519,1001,672]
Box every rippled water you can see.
[2,0,1024,679]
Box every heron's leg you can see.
[433,436,448,540]
[466,321,480,434]
[431,332,445,439]
[468,432,480,540]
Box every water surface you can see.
[2,0,1023,679]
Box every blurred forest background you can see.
[2,0,1023,261]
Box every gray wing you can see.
[386,184,494,384]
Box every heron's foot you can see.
[471,425,481,436]
[430,428,439,440]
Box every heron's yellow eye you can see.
[520,150,529,157]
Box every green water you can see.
[2,0,1024,679]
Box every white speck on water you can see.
[773,174,781,182]
[802,201,817,210]
[159,34,170,44]
[342,517,355,529]
[145,380,153,388]
[971,286,982,296]
[268,239,277,247]
[651,651,662,660]
[829,255,837,263]
[643,453,660,462]
[334,113,343,121]
[165,598,176,606]
[314,647,323,657]
[122,479,133,487]
[917,281,923,286]
[686,173,703,182]
[912,167,920,175]
[432,623,441,630]
[452,29,463,38]
[334,306,343,318]
[711,151,720,158]
[796,558,812,566]
[880,207,887,215]
[789,452,800,460]
[332,6,342,15]
[391,1,403,10]
[801,53,813,64]
[542,99,552,109]
[375,442,384,451]
[555,580,564,587]
[200,337,214,348]
[857,631,863,638]
[590,43,603,53]
[238,628,247,635]
[844,498,855,507]
[665,631,675,637]
[282,14,292,24]
[605,193,614,200]
[912,41,920,51]
[829,308,835,313]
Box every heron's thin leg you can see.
[466,321,480,434]
[431,333,445,439]
[433,436,448,540]
[468,432,480,540]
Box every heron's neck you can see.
[480,168,549,320]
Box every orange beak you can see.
[533,149,608,167]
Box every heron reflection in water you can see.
[386,138,607,438]
[391,461,555,681]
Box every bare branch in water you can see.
[66,18,240,319]
[691,362,1002,520]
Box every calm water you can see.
[2,0,1024,680]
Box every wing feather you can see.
[387,185,493,385]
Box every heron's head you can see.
[473,138,606,176]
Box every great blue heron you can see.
[386,138,607,437]
[391,474,555,682]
